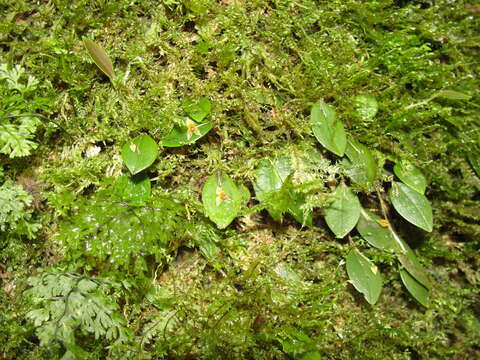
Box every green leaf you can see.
[160,119,212,147]
[432,90,471,101]
[400,269,430,307]
[389,182,433,232]
[346,249,383,305]
[254,156,292,197]
[393,161,427,194]
[356,208,397,251]
[239,184,251,205]
[344,139,377,187]
[467,153,480,177]
[196,237,219,262]
[288,192,313,227]
[395,236,431,288]
[83,38,115,80]
[121,135,158,175]
[325,183,360,238]
[26,308,50,327]
[354,94,378,121]
[182,97,212,122]
[0,117,41,158]
[113,175,151,206]
[253,157,311,225]
[202,172,242,229]
[311,101,346,156]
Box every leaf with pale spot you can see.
[121,135,158,175]
[202,172,242,229]
[346,249,383,305]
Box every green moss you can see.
[0,0,479,358]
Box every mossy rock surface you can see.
[0,0,479,359]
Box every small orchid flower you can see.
[216,187,229,206]
[186,118,201,140]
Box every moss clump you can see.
[0,0,479,358]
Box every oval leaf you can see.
[83,38,115,80]
[344,139,377,188]
[325,183,360,238]
[395,236,431,288]
[311,101,346,156]
[121,135,158,175]
[356,208,397,251]
[346,249,383,305]
[393,162,427,194]
[160,120,212,147]
[354,94,378,121]
[400,269,430,307]
[182,97,212,122]
[253,156,292,198]
[389,182,433,232]
[202,172,243,229]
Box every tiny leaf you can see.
[202,172,242,229]
[389,182,433,232]
[356,208,397,251]
[182,97,212,122]
[393,161,427,194]
[344,139,377,188]
[400,269,430,307]
[83,38,115,80]
[346,249,383,305]
[121,135,158,175]
[311,101,347,156]
[325,183,360,238]
[354,94,378,121]
[160,120,212,147]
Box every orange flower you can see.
[377,219,389,227]
[186,119,201,140]
[216,188,229,206]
